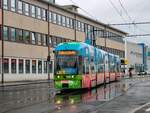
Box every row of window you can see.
[3,26,47,46]
[1,26,124,57]
[97,45,125,58]
[0,58,53,74]
[2,0,123,42]
[2,26,75,47]
[3,0,46,20]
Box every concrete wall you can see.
[4,42,48,59]
[50,23,75,40]
[4,11,48,34]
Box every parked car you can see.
[138,71,147,75]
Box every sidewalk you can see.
[0,80,53,87]
[90,79,150,113]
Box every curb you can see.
[0,80,53,87]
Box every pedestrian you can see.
[129,68,132,78]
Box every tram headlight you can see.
[57,76,60,78]
[56,100,61,104]
[71,75,74,78]
[70,99,75,104]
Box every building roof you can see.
[39,0,128,35]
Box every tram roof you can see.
[55,42,92,51]
[55,42,115,56]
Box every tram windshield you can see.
[55,55,78,75]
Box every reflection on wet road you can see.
[0,77,149,113]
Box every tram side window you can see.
[98,57,104,73]
[4,58,9,73]
[91,64,96,74]
[116,63,120,72]
[83,58,89,74]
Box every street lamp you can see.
[1,0,4,84]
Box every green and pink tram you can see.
[54,42,121,90]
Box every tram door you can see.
[90,60,97,87]
[104,53,109,83]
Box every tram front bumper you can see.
[54,80,81,89]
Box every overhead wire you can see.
[68,0,97,19]
[117,0,149,35]
[107,0,127,23]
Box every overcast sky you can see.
[56,0,150,46]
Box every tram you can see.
[54,42,121,90]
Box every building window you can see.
[48,37,52,46]
[56,37,62,45]
[4,58,9,73]
[31,5,36,18]
[17,1,23,14]
[57,14,61,25]
[49,11,52,22]
[42,9,46,21]
[17,29,23,42]
[10,0,16,12]
[78,21,81,31]
[42,35,47,46]
[38,60,42,73]
[25,60,30,73]
[10,28,16,41]
[52,37,57,47]
[81,23,84,32]
[62,16,66,27]
[18,59,24,73]
[66,17,70,28]
[44,61,47,73]
[23,31,30,43]
[11,59,16,73]
[3,26,8,40]
[31,32,36,44]
[70,18,73,28]
[36,7,41,19]
[32,60,36,74]
[24,3,29,16]
[3,0,8,10]
[37,33,42,45]
[52,13,57,24]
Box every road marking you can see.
[145,107,150,112]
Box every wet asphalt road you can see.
[0,76,150,113]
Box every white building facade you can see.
[147,48,150,74]
[125,41,143,75]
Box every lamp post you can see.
[1,0,4,84]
